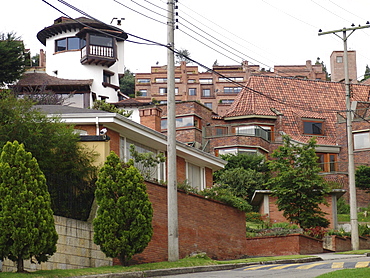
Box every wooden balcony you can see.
[80,45,116,67]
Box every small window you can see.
[138,89,147,96]
[137,79,150,83]
[317,153,337,172]
[103,70,114,84]
[189,88,196,96]
[336,56,343,63]
[223,87,242,94]
[303,121,323,135]
[159,88,167,95]
[55,37,84,52]
[204,102,212,109]
[199,78,213,84]
[354,132,370,149]
[187,162,205,190]
[220,99,234,104]
[155,78,167,83]
[202,89,211,97]
[56,39,67,52]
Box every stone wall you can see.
[2,216,111,272]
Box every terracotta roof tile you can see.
[224,75,370,146]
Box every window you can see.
[159,88,167,95]
[235,125,271,141]
[223,87,242,94]
[220,99,234,104]
[215,126,228,136]
[188,79,196,83]
[175,78,181,83]
[204,102,212,109]
[187,162,205,190]
[217,148,260,156]
[161,116,199,130]
[138,89,147,96]
[303,121,323,135]
[336,56,343,63]
[155,78,167,83]
[137,79,150,83]
[121,138,165,181]
[219,77,244,82]
[199,78,213,84]
[103,70,114,84]
[55,37,84,52]
[317,153,337,172]
[188,88,196,96]
[354,131,370,149]
[90,34,113,47]
[202,89,211,97]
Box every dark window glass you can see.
[56,38,67,52]
[90,35,113,47]
[68,37,80,50]
[304,121,322,135]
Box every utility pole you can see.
[167,0,179,261]
[319,23,370,250]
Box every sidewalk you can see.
[71,253,368,278]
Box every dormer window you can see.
[303,120,323,135]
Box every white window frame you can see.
[186,161,205,190]
[354,131,370,150]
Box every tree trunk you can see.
[16,257,24,273]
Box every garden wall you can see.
[245,234,323,256]
[2,216,111,272]
[126,181,247,264]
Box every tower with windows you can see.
[36,17,128,107]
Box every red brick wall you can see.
[266,195,336,229]
[123,181,247,264]
[246,234,323,256]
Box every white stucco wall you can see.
[44,29,125,103]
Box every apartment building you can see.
[135,60,327,115]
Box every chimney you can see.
[139,107,162,132]
[39,49,46,68]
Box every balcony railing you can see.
[80,45,115,67]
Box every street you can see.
[162,257,370,278]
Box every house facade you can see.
[15,17,128,108]
[136,75,370,208]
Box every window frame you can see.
[188,88,197,96]
[316,153,337,173]
[354,131,370,150]
[303,120,324,135]
[186,162,205,190]
[55,36,84,52]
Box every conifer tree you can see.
[93,151,153,266]
[0,141,58,272]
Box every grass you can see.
[338,212,370,223]
[336,249,370,255]
[317,268,370,278]
[0,255,314,278]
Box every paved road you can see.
[162,257,370,278]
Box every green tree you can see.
[175,48,191,64]
[315,57,331,81]
[119,68,135,98]
[267,136,330,228]
[0,32,27,86]
[213,154,269,202]
[0,141,58,272]
[91,99,133,118]
[93,151,153,266]
[362,65,370,81]
[0,92,97,220]
[355,165,370,192]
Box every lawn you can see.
[317,268,370,278]
[0,255,313,278]
[338,212,370,223]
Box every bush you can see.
[303,226,327,239]
[245,212,263,223]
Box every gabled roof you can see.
[224,75,370,146]
[14,72,93,91]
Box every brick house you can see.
[137,75,370,211]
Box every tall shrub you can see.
[0,141,58,272]
[93,151,153,265]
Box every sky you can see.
[2,0,370,79]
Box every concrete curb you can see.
[70,256,324,278]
